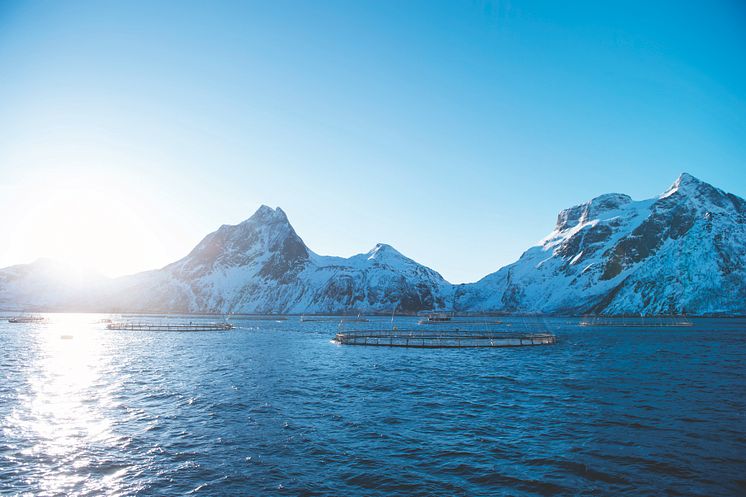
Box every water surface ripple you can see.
[1,315,745,496]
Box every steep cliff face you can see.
[455,173,746,315]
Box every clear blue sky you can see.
[1,0,745,282]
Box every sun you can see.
[4,172,170,277]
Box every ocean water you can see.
[1,314,745,496]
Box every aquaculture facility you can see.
[578,316,693,327]
[106,321,233,332]
[7,316,47,324]
[333,329,556,348]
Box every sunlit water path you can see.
[1,315,745,496]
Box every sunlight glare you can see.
[4,173,170,276]
[4,314,126,495]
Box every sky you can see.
[0,0,745,283]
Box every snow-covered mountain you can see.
[96,206,452,314]
[0,258,107,311]
[1,173,744,315]
[455,173,746,315]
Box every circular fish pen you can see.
[8,316,47,324]
[333,329,556,348]
[106,322,233,332]
[578,316,693,327]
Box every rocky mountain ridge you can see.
[2,173,744,315]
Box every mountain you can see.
[0,258,107,311]
[454,173,746,315]
[1,173,744,315]
[95,206,452,314]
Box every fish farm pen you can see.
[578,316,694,327]
[106,322,233,332]
[301,316,370,322]
[417,319,503,325]
[7,316,47,324]
[237,315,288,321]
[333,329,556,348]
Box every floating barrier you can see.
[333,329,556,348]
[7,316,47,324]
[106,322,233,332]
[237,316,288,321]
[578,316,693,327]
[417,319,503,326]
[301,316,369,322]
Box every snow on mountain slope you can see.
[2,174,744,315]
[298,243,452,313]
[100,206,452,314]
[455,173,746,315]
[0,258,107,311]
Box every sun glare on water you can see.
[2,314,128,495]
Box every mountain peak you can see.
[677,172,700,183]
[673,172,705,190]
[247,205,289,224]
[367,243,403,260]
[661,172,708,199]
[174,204,308,275]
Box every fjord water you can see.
[1,316,744,496]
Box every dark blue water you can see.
[1,315,745,496]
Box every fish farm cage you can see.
[237,315,288,321]
[333,329,556,348]
[300,316,369,322]
[7,316,48,324]
[417,318,504,326]
[106,322,233,332]
[578,316,694,327]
